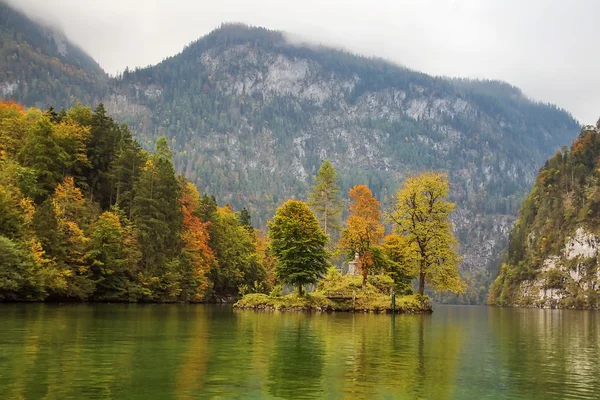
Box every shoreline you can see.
[233,293,433,314]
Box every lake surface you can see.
[0,304,599,399]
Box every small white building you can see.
[347,253,359,275]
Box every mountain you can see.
[489,123,600,309]
[0,1,108,108]
[0,9,581,303]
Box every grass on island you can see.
[234,268,432,313]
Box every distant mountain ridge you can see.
[0,1,108,107]
[0,9,581,303]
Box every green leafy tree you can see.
[209,206,263,297]
[18,116,69,201]
[390,172,465,295]
[308,160,343,238]
[268,200,328,296]
[0,236,31,300]
[88,210,142,301]
[382,234,416,295]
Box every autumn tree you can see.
[88,210,141,301]
[308,160,343,239]
[268,200,328,296]
[180,180,215,300]
[0,100,28,159]
[49,176,94,299]
[340,185,384,289]
[390,172,464,296]
[382,234,416,295]
[255,230,277,289]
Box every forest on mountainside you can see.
[489,122,600,308]
[0,2,108,108]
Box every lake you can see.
[0,304,598,399]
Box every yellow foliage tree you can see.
[51,176,92,298]
[340,185,384,289]
[390,172,465,295]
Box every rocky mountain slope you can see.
[489,124,600,309]
[0,8,581,303]
[0,1,108,107]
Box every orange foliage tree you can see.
[340,185,384,289]
[181,181,215,300]
[0,100,27,159]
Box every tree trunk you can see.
[298,285,303,296]
[362,273,367,291]
[324,203,328,235]
[418,272,425,296]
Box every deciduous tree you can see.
[209,206,263,297]
[268,200,328,296]
[50,176,94,299]
[180,180,215,300]
[390,172,464,295]
[340,185,384,289]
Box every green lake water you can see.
[0,304,599,399]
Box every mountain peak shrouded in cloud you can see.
[3,0,599,123]
[0,1,107,108]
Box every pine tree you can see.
[111,126,147,218]
[308,160,343,239]
[132,137,182,287]
[237,207,253,232]
[86,103,124,207]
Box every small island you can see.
[234,268,432,313]
[235,170,463,314]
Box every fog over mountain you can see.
[5,0,600,124]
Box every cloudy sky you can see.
[7,0,600,123]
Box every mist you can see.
[6,0,600,123]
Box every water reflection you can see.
[489,307,600,400]
[0,305,598,399]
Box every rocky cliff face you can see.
[490,125,600,308]
[514,228,599,308]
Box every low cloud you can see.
[7,0,599,123]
